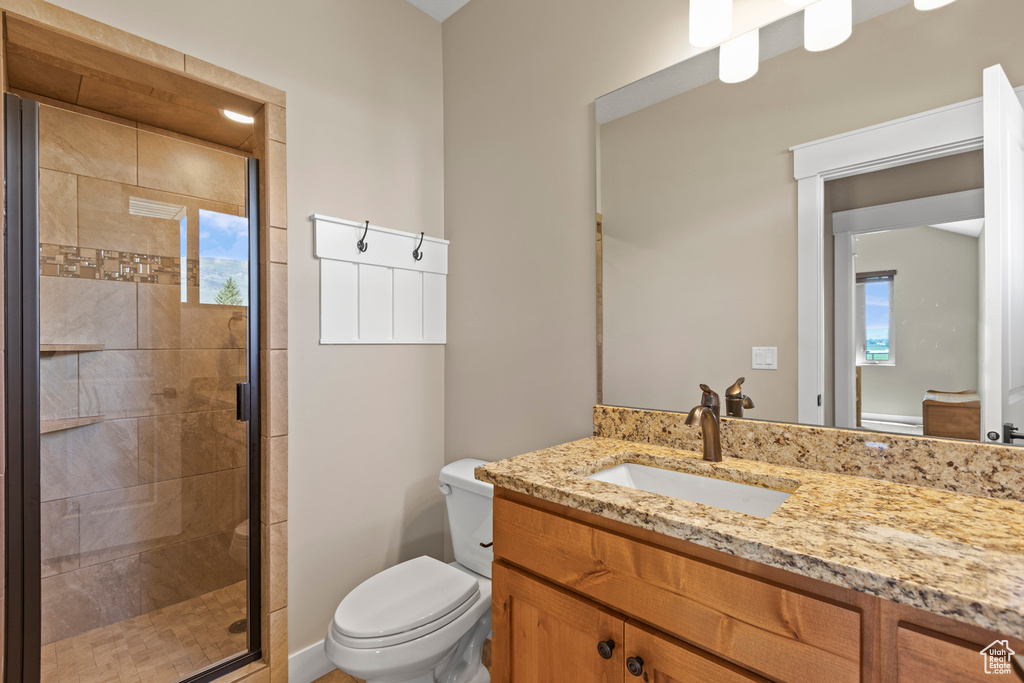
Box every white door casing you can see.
[981,65,1024,439]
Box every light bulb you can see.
[222,110,255,124]
[804,0,852,52]
[914,0,957,9]
[719,30,759,83]
[689,0,733,48]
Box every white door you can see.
[981,64,1024,441]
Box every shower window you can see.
[199,209,250,306]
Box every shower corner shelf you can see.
[40,343,105,354]
[41,415,105,434]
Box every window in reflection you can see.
[857,272,895,366]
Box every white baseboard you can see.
[289,639,336,683]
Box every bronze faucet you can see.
[725,377,755,418]
[686,384,723,462]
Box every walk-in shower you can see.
[5,93,262,683]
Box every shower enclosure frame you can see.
[2,92,264,683]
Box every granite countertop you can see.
[475,437,1024,638]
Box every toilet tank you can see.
[439,459,493,578]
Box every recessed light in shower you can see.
[223,109,255,124]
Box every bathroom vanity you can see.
[477,422,1024,682]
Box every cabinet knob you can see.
[597,639,615,659]
[626,656,644,676]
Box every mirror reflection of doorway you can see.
[854,225,980,437]
[831,187,985,439]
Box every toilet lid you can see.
[333,556,479,640]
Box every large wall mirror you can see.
[597,0,1024,446]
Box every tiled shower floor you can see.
[41,581,248,683]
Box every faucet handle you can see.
[726,377,746,398]
[698,384,720,419]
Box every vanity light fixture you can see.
[222,109,255,124]
[719,29,759,84]
[914,0,957,9]
[689,0,733,48]
[804,0,852,52]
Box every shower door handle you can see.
[236,382,251,422]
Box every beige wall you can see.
[600,0,1024,423]
[45,0,445,657]
[857,227,979,419]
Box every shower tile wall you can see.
[37,104,249,645]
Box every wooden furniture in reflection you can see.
[922,390,980,441]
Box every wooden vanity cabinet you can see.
[492,563,766,683]
[490,488,1024,683]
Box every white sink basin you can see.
[586,463,792,518]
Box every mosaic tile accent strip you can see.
[41,243,199,287]
[594,405,1024,501]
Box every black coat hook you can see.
[413,232,425,261]
[357,220,369,253]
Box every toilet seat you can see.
[331,556,481,649]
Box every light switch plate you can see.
[752,347,778,370]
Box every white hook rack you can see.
[312,214,448,344]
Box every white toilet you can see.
[325,459,493,683]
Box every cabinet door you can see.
[896,626,1001,682]
[622,622,768,683]
[880,600,1024,683]
[492,563,624,682]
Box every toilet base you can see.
[437,612,491,683]
[364,673,435,683]
[359,613,491,683]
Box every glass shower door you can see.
[25,100,258,683]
